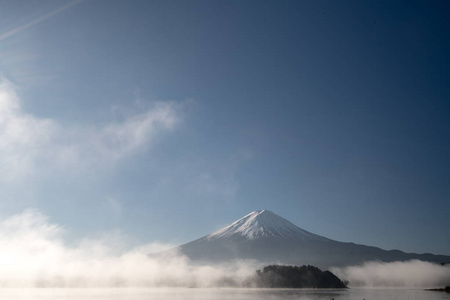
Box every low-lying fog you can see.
[0,209,449,288]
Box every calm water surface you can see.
[0,288,447,300]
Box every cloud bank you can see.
[0,79,180,182]
[0,209,255,287]
[331,260,450,288]
[0,209,449,288]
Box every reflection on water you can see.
[0,288,448,300]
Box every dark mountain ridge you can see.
[175,210,450,269]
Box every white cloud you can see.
[0,209,256,287]
[0,79,180,182]
[331,260,450,288]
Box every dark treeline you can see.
[244,265,348,288]
[425,286,450,293]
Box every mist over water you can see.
[0,209,256,288]
[0,209,449,289]
[331,260,450,288]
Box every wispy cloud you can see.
[0,78,180,182]
[0,0,83,42]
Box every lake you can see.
[0,288,447,300]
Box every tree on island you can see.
[245,265,347,288]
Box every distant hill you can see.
[173,210,450,269]
[245,265,347,288]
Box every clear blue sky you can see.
[0,0,449,255]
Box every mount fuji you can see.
[175,210,450,268]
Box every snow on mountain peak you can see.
[206,210,329,241]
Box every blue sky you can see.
[0,0,449,255]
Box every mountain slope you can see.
[176,210,450,268]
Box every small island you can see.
[425,286,450,293]
[244,265,348,288]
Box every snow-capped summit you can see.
[207,210,329,241]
